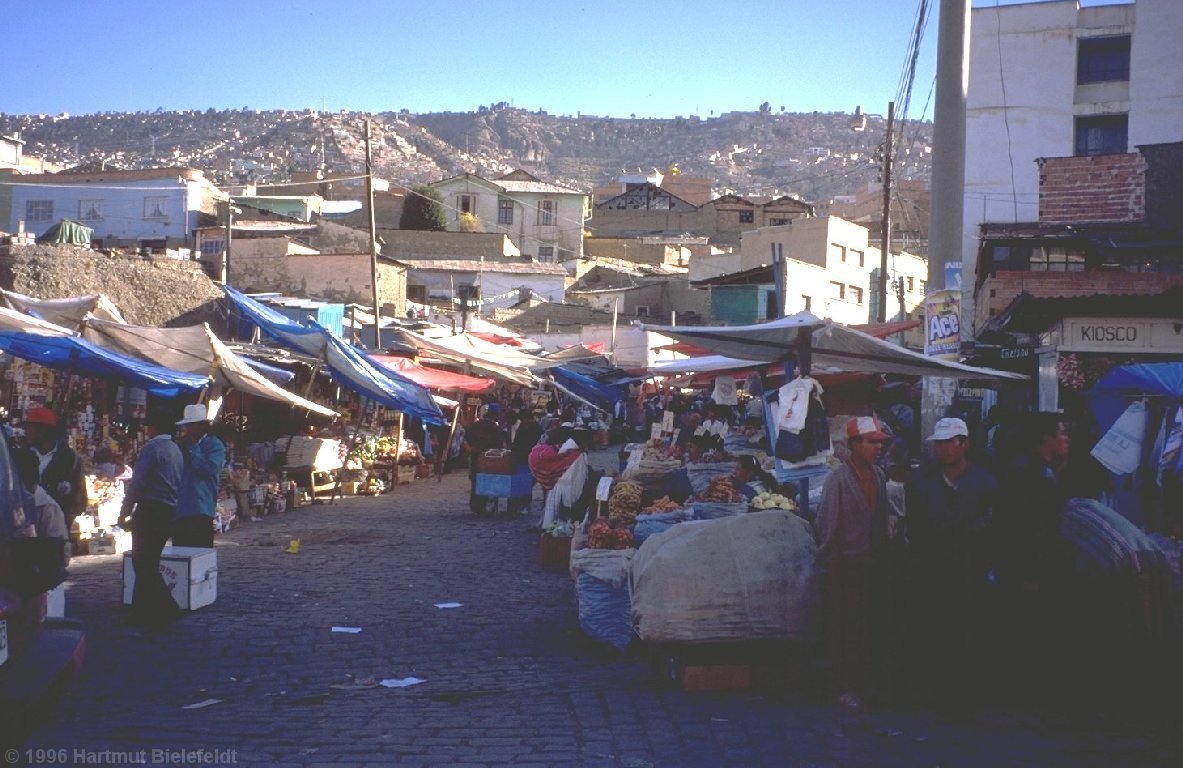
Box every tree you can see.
[457,212,483,232]
[400,185,447,231]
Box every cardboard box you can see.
[122,546,217,611]
[477,449,514,474]
[47,583,66,618]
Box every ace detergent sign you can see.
[924,289,961,360]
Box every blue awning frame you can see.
[551,366,625,414]
[0,331,209,398]
[223,287,444,425]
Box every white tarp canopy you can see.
[640,312,1027,381]
[0,306,74,336]
[2,289,127,329]
[80,317,338,417]
[397,329,561,386]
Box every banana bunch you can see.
[750,491,797,511]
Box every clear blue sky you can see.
[7,0,1126,120]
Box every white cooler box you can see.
[122,546,217,610]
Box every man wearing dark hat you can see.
[22,406,87,537]
[464,403,506,516]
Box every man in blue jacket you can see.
[173,404,226,548]
[906,417,997,721]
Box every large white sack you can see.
[631,509,818,643]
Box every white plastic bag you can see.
[1091,400,1148,475]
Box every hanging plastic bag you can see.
[1091,400,1148,475]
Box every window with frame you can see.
[738,210,754,223]
[831,243,847,263]
[1077,35,1131,84]
[200,239,224,256]
[769,217,789,226]
[497,199,514,225]
[919,280,927,295]
[143,196,168,218]
[906,276,914,291]
[26,200,53,222]
[850,286,864,305]
[538,246,555,263]
[802,295,812,312]
[1029,246,1086,272]
[78,199,103,221]
[830,280,845,300]
[537,199,555,225]
[851,249,864,267]
[457,194,475,215]
[1075,114,1127,156]
[635,305,650,317]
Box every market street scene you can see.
[9,448,1182,768]
[2,1,1183,766]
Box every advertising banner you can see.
[924,289,961,360]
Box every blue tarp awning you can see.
[241,356,296,385]
[551,366,625,413]
[0,331,209,397]
[223,287,444,424]
[1090,362,1183,432]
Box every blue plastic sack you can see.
[575,573,635,650]
[633,509,693,546]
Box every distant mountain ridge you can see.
[0,106,932,203]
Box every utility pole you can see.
[878,101,895,323]
[222,198,233,285]
[365,119,381,349]
[922,0,973,445]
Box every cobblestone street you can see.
[16,450,1180,767]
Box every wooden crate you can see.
[650,639,812,693]
[395,465,416,484]
[538,534,572,569]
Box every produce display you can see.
[607,480,644,525]
[642,496,682,514]
[750,491,798,511]
[696,476,744,503]
[588,518,635,550]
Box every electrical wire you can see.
[995,1,1020,222]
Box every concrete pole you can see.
[930,0,970,299]
[365,119,381,350]
[923,0,972,442]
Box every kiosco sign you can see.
[924,289,961,360]
[1060,317,1183,353]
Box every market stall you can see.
[0,329,210,552]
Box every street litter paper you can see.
[331,626,362,633]
[434,602,462,609]
[380,677,425,688]
[182,698,223,710]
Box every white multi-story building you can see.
[430,169,590,265]
[962,0,1183,322]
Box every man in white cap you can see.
[173,403,226,547]
[906,416,997,722]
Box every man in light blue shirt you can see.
[173,404,226,548]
